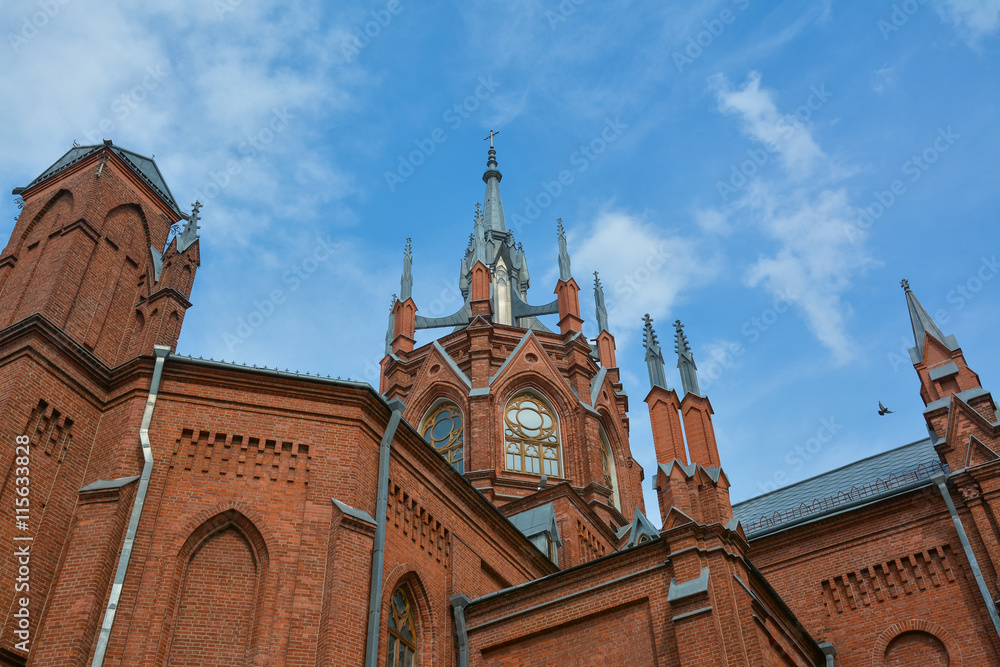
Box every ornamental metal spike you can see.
[642,314,668,390]
[594,271,609,333]
[674,319,700,397]
[400,239,413,301]
[557,218,572,281]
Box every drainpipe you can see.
[364,398,406,667]
[91,344,170,666]
[934,473,1000,639]
[450,595,471,667]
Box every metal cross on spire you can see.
[484,129,500,148]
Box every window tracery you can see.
[420,402,464,473]
[504,391,561,476]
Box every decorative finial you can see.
[642,314,668,390]
[400,239,413,301]
[901,278,910,292]
[484,129,500,148]
[674,320,700,397]
[72,140,80,147]
[557,219,572,281]
[594,272,609,333]
[177,200,202,252]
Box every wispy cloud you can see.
[705,72,874,364]
[935,0,1000,46]
[571,206,721,340]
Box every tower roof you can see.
[481,144,506,234]
[674,320,700,397]
[902,278,957,358]
[20,141,182,216]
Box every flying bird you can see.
[878,401,894,416]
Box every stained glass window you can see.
[600,428,619,509]
[420,402,464,473]
[504,392,561,477]
[387,587,416,667]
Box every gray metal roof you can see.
[24,143,182,216]
[733,437,947,537]
[508,502,560,544]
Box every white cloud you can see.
[571,207,720,339]
[708,73,874,364]
[936,0,1000,45]
[708,71,825,177]
[870,65,896,94]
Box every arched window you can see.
[600,426,620,509]
[420,402,464,473]
[387,587,417,667]
[504,391,561,476]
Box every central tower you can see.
[380,144,643,563]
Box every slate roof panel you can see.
[733,437,945,536]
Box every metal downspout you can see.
[934,473,1000,639]
[364,398,406,667]
[91,344,170,666]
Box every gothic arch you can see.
[501,388,564,477]
[158,509,270,666]
[872,619,961,667]
[406,378,468,432]
[382,566,439,667]
[16,188,74,247]
[418,397,466,473]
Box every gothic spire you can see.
[481,138,506,234]
[674,320,700,397]
[177,200,201,252]
[400,238,413,301]
[594,272,609,332]
[557,219,572,281]
[902,278,949,356]
[642,314,668,390]
[384,294,397,355]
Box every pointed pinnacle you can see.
[901,278,910,292]
[674,320,691,354]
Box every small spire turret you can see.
[384,294,397,355]
[594,272,609,333]
[557,219,572,281]
[902,277,949,356]
[642,314,668,390]
[177,200,202,252]
[674,320,700,397]
[400,238,413,301]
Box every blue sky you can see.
[2,1,999,518]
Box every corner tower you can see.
[0,141,200,366]
[902,279,1000,471]
[380,142,642,562]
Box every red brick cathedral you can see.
[1,141,998,666]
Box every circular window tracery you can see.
[504,391,562,476]
[420,402,464,473]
